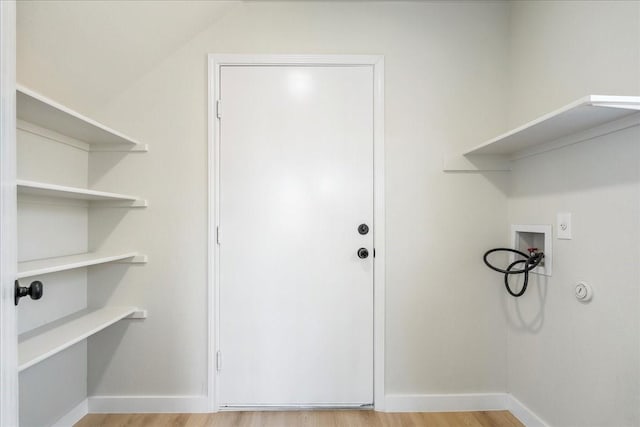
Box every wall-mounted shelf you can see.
[444,95,640,171]
[18,306,146,371]
[17,252,147,279]
[17,180,147,207]
[16,85,147,152]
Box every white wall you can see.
[15,1,640,424]
[78,1,511,398]
[506,2,640,425]
[507,0,640,126]
[17,128,89,425]
[16,1,238,115]
[20,344,86,427]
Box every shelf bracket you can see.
[590,102,640,111]
[90,144,149,153]
[115,255,148,264]
[126,309,148,319]
[90,199,148,208]
[443,153,511,172]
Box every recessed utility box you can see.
[511,224,552,276]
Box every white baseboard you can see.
[82,393,546,427]
[52,399,88,427]
[384,393,509,413]
[384,393,548,427]
[506,395,549,427]
[88,395,210,413]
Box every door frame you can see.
[0,0,18,425]
[207,54,385,412]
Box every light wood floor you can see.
[75,410,524,427]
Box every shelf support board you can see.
[126,310,148,319]
[115,255,148,264]
[17,120,91,152]
[443,153,511,172]
[90,199,148,208]
[459,96,640,159]
[591,102,640,111]
[508,112,640,161]
[18,306,145,371]
[90,144,149,153]
[17,85,143,147]
[17,252,145,278]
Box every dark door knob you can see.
[358,224,369,235]
[357,248,369,259]
[15,280,43,306]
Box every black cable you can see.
[483,248,544,297]
[504,259,529,297]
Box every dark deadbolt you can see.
[358,224,369,235]
[15,280,43,306]
[357,248,369,259]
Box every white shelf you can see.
[17,179,147,206]
[18,307,142,371]
[444,95,640,171]
[16,85,147,151]
[17,252,147,279]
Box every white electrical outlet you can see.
[557,212,572,239]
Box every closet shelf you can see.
[444,95,640,171]
[17,252,147,279]
[18,306,145,371]
[16,85,147,151]
[17,179,147,207]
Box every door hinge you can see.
[216,350,222,371]
[216,226,220,245]
[216,100,222,119]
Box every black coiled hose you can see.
[483,248,545,297]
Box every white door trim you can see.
[207,54,385,412]
[0,1,18,425]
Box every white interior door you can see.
[218,64,374,407]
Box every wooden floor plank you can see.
[75,410,524,427]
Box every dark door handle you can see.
[357,248,369,259]
[15,280,43,306]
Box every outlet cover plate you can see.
[557,212,572,239]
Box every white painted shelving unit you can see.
[17,179,147,206]
[444,95,640,171]
[16,85,147,375]
[18,307,143,371]
[17,85,147,151]
[17,252,146,279]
